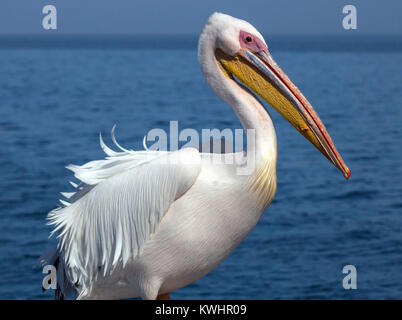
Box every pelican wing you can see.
[48,144,201,284]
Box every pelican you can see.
[41,12,350,300]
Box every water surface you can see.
[0,35,401,299]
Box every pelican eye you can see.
[246,36,252,42]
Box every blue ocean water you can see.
[0,35,401,299]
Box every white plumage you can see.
[48,140,201,286]
[41,12,278,300]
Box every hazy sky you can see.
[0,0,401,35]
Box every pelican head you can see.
[199,13,350,179]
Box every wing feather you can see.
[48,144,201,285]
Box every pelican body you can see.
[42,13,350,299]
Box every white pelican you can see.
[41,12,350,300]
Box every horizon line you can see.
[0,33,401,37]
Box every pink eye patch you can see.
[239,30,267,52]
